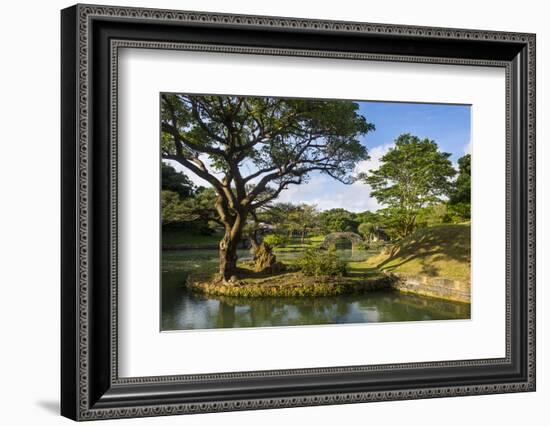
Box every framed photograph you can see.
[61,4,536,421]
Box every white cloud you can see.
[164,143,395,212]
[354,142,394,176]
[278,143,394,212]
[464,139,472,155]
[166,157,268,187]
[277,173,382,213]
[164,157,221,188]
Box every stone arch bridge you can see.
[319,232,364,250]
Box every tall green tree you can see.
[357,222,376,242]
[362,133,456,238]
[161,162,195,198]
[161,94,373,280]
[450,154,471,205]
[287,204,319,243]
[444,153,472,222]
[355,210,380,225]
[190,187,225,233]
[161,190,199,225]
[318,208,357,233]
[259,202,298,236]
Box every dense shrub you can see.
[417,202,471,227]
[296,248,347,277]
[416,203,449,227]
[446,202,471,222]
[357,222,375,241]
[262,234,290,247]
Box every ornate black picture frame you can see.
[61,4,536,421]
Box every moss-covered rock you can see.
[252,242,278,273]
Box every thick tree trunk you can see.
[219,231,241,281]
[249,228,260,254]
[218,207,249,282]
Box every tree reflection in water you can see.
[162,289,470,331]
[161,249,470,331]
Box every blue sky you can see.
[276,101,471,212]
[356,101,471,165]
[168,100,471,213]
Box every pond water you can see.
[161,249,470,331]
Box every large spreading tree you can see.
[161,94,373,280]
[361,133,456,238]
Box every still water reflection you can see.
[161,250,470,331]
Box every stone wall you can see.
[390,273,470,303]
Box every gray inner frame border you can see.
[74,4,535,420]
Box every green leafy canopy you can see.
[161,94,374,212]
[361,133,456,237]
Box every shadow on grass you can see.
[347,264,384,279]
[375,224,470,275]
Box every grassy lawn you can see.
[346,261,386,281]
[361,223,471,282]
[162,228,223,246]
[180,224,471,297]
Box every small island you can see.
[172,223,470,303]
[160,94,472,330]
